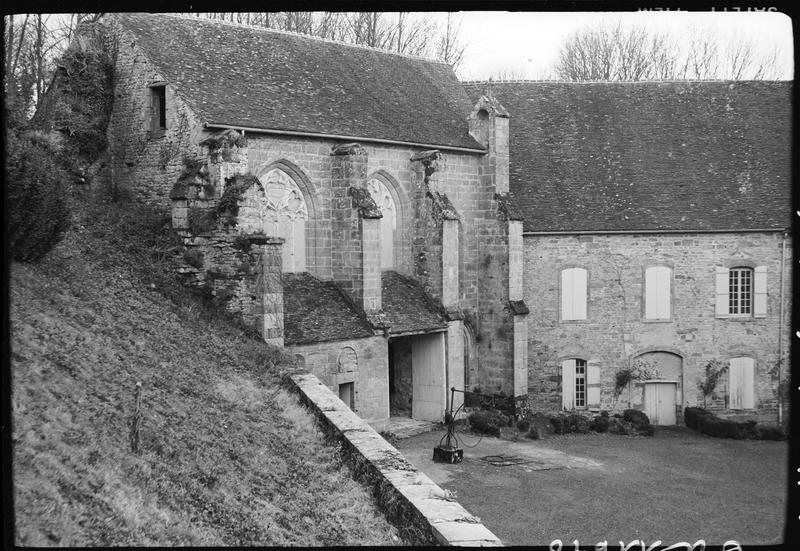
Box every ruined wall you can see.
[289,336,389,431]
[524,232,792,417]
[104,20,205,209]
[245,135,516,393]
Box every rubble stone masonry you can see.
[524,231,791,418]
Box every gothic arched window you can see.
[367,178,396,269]
[262,169,308,273]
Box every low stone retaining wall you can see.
[283,372,503,547]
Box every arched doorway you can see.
[633,351,683,425]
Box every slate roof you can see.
[382,271,448,335]
[283,273,373,345]
[463,81,792,232]
[113,13,482,151]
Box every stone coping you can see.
[284,372,503,547]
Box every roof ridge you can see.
[151,12,449,66]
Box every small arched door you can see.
[636,351,682,426]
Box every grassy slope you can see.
[10,195,402,546]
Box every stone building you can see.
[464,81,792,425]
[99,13,528,431]
[88,13,790,429]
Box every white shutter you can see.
[715,266,729,317]
[574,268,587,320]
[586,362,601,410]
[561,269,574,320]
[729,357,742,409]
[645,267,658,319]
[741,358,755,409]
[563,268,587,320]
[561,359,576,410]
[753,266,767,318]
[658,267,671,319]
[646,266,671,320]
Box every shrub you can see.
[590,415,610,433]
[516,419,531,432]
[607,417,632,435]
[549,413,590,434]
[7,132,72,263]
[684,406,714,430]
[187,207,217,235]
[756,425,787,441]
[622,409,651,428]
[182,249,204,269]
[468,409,507,437]
[696,414,743,439]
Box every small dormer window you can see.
[149,85,166,133]
[476,108,489,121]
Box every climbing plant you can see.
[698,359,729,408]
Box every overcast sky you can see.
[436,11,794,80]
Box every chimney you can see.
[468,91,510,194]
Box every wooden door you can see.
[644,382,677,425]
[411,332,446,422]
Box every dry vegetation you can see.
[10,194,403,546]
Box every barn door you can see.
[411,332,446,422]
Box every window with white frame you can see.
[715,265,767,318]
[561,359,601,410]
[645,265,671,320]
[561,267,587,321]
[729,357,755,409]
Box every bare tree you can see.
[555,21,784,81]
[435,13,467,71]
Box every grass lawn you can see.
[397,426,787,546]
[10,196,403,546]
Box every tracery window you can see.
[367,178,397,269]
[262,169,308,273]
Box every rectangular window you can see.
[149,85,166,132]
[716,265,766,318]
[729,268,752,315]
[645,266,671,320]
[338,382,355,410]
[561,358,588,410]
[561,267,587,321]
[729,357,755,409]
[574,360,587,408]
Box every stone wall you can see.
[244,134,516,394]
[288,336,389,431]
[104,19,205,209]
[524,231,792,418]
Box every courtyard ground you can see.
[396,425,787,547]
